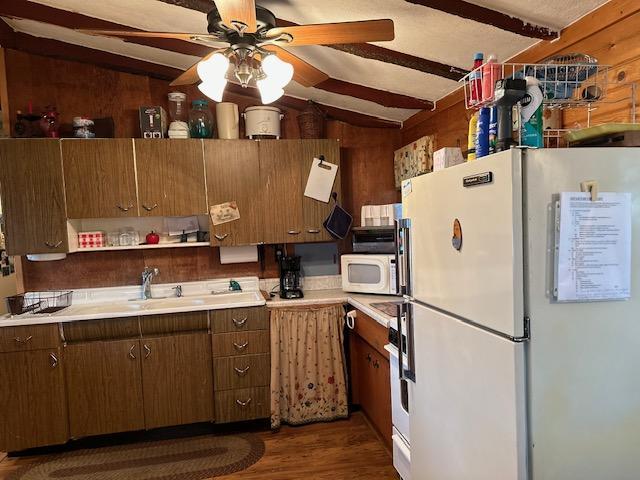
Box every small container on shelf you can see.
[73,117,96,138]
[78,231,106,249]
[189,99,214,138]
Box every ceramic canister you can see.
[215,102,240,139]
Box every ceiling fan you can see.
[77,0,395,104]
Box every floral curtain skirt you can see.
[270,303,348,429]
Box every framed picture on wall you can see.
[394,135,434,189]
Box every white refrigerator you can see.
[397,148,640,480]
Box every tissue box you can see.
[361,203,402,227]
[433,147,464,171]
[78,231,106,248]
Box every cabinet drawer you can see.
[214,386,269,423]
[0,324,60,352]
[211,307,268,333]
[214,353,270,391]
[140,311,208,336]
[212,331,270,357]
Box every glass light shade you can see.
[196,53,229,82]
[257,78,284,104]
[198,78,227,102]
[261,54,294,88]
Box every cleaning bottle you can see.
[469,53,484,106]
[520,76,544,148]
[467,112,478,161]
[482,55,502,103]
[475,107,490,158]
[488,106,498,154]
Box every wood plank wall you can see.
[401,0,640,148]
[4,49,400,290]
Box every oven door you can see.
[341,254,394,294]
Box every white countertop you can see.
[1,276,398,329]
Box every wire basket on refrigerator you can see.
[460,54,609,110]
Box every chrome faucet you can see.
[141,267,159,299]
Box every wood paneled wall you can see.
[401,0,640,149]
[4,49,399,290]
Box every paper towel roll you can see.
[219,245,258,264]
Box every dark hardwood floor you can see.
[0,413,398,479]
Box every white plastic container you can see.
[243,106,283,139]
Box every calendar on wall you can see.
[394,135,434,189]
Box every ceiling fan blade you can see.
[264,19,394,46]
[214,0,257,33]
[262,45,329,87]
[170,50,222,86]
[77,29,224,43]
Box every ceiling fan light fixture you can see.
[198,78,227,102]
[261,53,294,87]
[196,52,229,83]
[257,77,284,104]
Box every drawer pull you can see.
[128,344,137,360]
[232,316,248,328]
[44,241,63,249]
[236,397,252,407]
[287,230,301,235]
[49,352,59,369]
[214,233,229,241]
[234,365,251,376]
[307,229,320,234]
[143,344,151,359]
[142,203,158,212]
[14,335,33,344]
[233,341,248,351]
[116,203,134,212]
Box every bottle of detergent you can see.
[469,53,484,106]
[520,76,544,148]
[482,55,502,103]
[475,107,490,158]
[467,112,478,161]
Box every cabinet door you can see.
[134,139,207,216]
[141,333,214,428]
[300,139,341,242]
[0,348,68,451]
[62,139,137,218]
[0,139,68,255]
[65,340,145,437]
[204,140,262,246]
[259,140,304,244]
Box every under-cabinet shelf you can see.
[74,241,210,253]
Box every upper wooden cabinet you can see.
[62,139,137,218]
[0,139,68,255]
[204,140,262,246]
[259,139,340,244]
[134,139,207,216]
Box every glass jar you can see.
[189,99,214,138]
[168,92,188,123]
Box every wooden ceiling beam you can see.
[0,0,430,110]
[6,30,400,129]
[405,0,559,40]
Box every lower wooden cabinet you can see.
[65,339,145,438]
[0,348,68,452]
[349,312,392,450]
[214,386,270,423]
[141,333,214,429]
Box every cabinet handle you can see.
[129,344,137,359]
[116,203,134,212]
[232,316,248,328]
[143,344,151,359]
[142,203,158,212]
[14,335,33,344]
[234,365,251,376]
[214,233,229,241]
[236,398,252,407]
[307,229,320,234]
[373,359,380,369]
[233,341,248,351]
[44,241,63,248]
[49,352,58,369]
[287,230,301,235]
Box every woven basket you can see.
[297,101,325,138]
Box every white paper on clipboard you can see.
[554,192,632,302]
[304,157,338,203]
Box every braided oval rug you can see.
[7,433,264,480]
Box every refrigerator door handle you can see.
[394,220,402,295]
[404,302,416,382]
[396,302,405,382]
[396,218,412,297]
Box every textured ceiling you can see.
[4,0,610,123]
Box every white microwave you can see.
[341,254,398,295]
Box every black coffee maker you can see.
[279,255,304,299]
